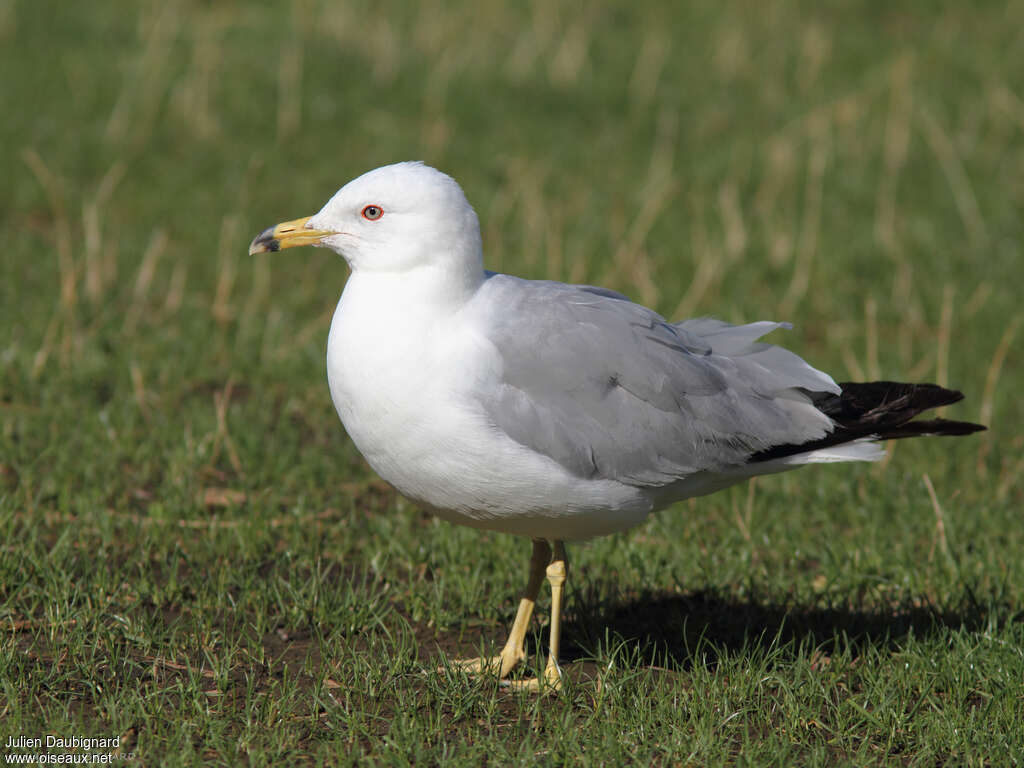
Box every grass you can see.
[2,0,1022,764]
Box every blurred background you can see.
[3,0,1019,512]
[1,0,1021,759]
[4,1,1021,410]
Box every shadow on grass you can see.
[559,580,1007,669]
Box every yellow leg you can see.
[509,540,568,692]
[541,540,568,689]
[448,539,550,679]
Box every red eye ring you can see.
[361,205,383,221]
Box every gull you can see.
[249,161,984,691]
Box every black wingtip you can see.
[750,381,986,463]
[827,381,968,420]
[881,417,987,439]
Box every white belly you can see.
[324,280,652,540]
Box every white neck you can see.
[345,258,486,317]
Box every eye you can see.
[361,204,383,221]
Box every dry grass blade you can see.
[875,55,913,256]
[922,473,951,562]
[82,161,126,303]
[123,229,168,334]
[22,147,76,361]
[978,315,1019,428]
[780,114,829,315]
[918,105,988,248]
[105,0,181,148]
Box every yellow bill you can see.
[248,216,337,255]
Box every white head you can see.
[249,162,484,281]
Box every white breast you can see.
[324,272,652,540]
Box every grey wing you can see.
[471,275,840,487]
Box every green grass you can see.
[2,0,1022,764]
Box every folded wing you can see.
[470,275,842,487]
